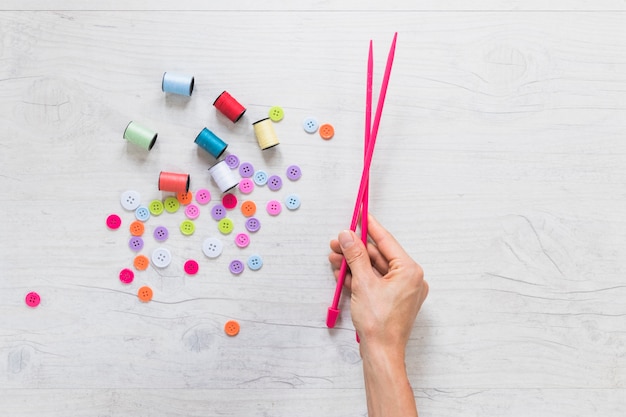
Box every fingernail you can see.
[338,230,354,249]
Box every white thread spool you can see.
[252,117,280,150]
[208,160,239,193]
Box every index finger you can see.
[366,213,411,262]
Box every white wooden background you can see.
[1,2,625,416]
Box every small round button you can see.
[240,200,257,217]
[129,220,145,236]
[120,190,141,211]
[247,255,263,271]
[319,123,334,140]
[267,175,282,191]
[184,259,199,275]
[195,188,211,205]
[218,218,234,235]
[224,154,240,169]
[286,165,302,181]
[138,286,153,303]
[134,254,149,271]
[285,194,301,210]
[180,220,195,236]
[268,106,284,122]
[245,217,261,233]
[211,204,226,221]
[135,206,150,221]
[235,233,250,248]
[119,268,134,284]
[151,247,172,268]
[149,200,164,215]
[185,203,200,220]
[163,196,180,213]
[238,178,254,194]
[106,214,122,230]
[229,259,244,275]
[222,193,238,210]
[129,236,144,251]
[266,200,282,216]
[202,237,223,258]
[239,162,254,178]
[224,320,240,336]
[176,191,193,205]
[25,291,41,308]
[253,170,268,186]
[303,117,319,133]
[153,226,169,242]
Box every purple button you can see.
[267,175,282,191]
[235,233,250,248]
[196,188,211,205]
[286,165,302,181]
[239,162,254,178]
[238,178,254,194]
[225,154,240,169]
[211,204,226,220]
[129,236,144,251]
[185,203,200,219]
[245,217,261,233]
[153,226,169,242]
[266,200,282,216]
[229,259,244,275]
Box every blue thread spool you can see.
[162,72,194,96]
[195,127,228,159]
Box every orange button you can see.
[224,320,240,336]
[176,191,193,205]
[240,200,257,217]
[138,286,153,302]
[319,123,334,140]
[133,254,149,271]
[129,220,145,236]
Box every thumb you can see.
[338,230,371,279]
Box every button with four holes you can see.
[285,194,301,210]
[235,233,250,248]
[239,162,254,178]
[238,178,254,194]
[247,255,263,271]
[25,291,41,308]
[303,117,319,133]
[211,204,226,221]
[286,165,302,181]
[245,217,261,233]
[176,191,193,205]
[135,206,150,221]
[218,218,234,235]
[129,236,144,251]
[106,214,122,230]
[229,259,244,275]
[268,106,284,122]
[163,196,180,213]
[224,320,240,336]
[319,123,334,140]
[253,170,268,186]
[134,254,150,271]
[202,237,224,258]
[267,175,282,191]
[119,268,134,284]
[180,220,195,236]
[120,190,141,211]
[195,188,211,205]
[225,154,240,169]
[151,247,172,268]
[222,193,238,210]
[184,259,199,275]
[266,200,282,216]
[240,200,257,217]
[185,204,200,220]
[153,226,168,242]
[129,220,145,236]
[149,200,164,215]
[138,286,153,302]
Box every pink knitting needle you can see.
[362,40,373,247]
[327,32,397,328]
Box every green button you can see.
[164,196,180,213]
[268,106,284,122]
[149,199,164,216]
[218,218,234,235]
[180,220,195,236]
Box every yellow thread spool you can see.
[252,117,280,150]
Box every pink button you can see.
[184,259,199,275]
[25,291,41,308]
[106,214,122,229]
[235,233,250,248]
[185,203,200,220]
[222,193,238,210]
[196,188,211,205]
[119,268,134,284]
[238,178,254,194]
[266,200,282,216]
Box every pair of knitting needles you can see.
[327,33,398,329]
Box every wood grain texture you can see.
[1,5,625,416]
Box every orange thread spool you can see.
[158,171,190,193]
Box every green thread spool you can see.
[123,121,158,151]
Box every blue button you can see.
[135,206,150,221]
[247,255,263,271]
[303,117,318,133]
[253,170,268,186]
[285,194,301,210]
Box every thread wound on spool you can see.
[208,161,239,193]
[213,91,246,123]
[124,121,158,151]
[252,118,280,150]
[159,171,190,193]
[162,72,195,96]
[195,127,228,159]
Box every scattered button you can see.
[224,154,240,169]
[211,204,226,221]
[138,286,153,302]
[163,196,180,213]
[176,191,193,205]
[149,200,164,216]
[119,268,134,284]
[235,233,250,248]
[240,200,257,217]
[286,165,302,181]
[180,220,195,236]
[267,175,282,191]
[151,247,172,268]
[133,254,149,271]
[224,320,240,336]
[238,178,254,194]
[253,170,268,186]
[303,117,319,133]
[185,203,200,220]
[106,214,122,230]
[129,236,144,251]
[184,259,199,275]
[247,255,263,271]
[129,220,145,236]
[285,194,301,210]
[120,190,141,211]
[218,218,234,235]
[319,123,334,140]
[239,162,254,178]
[266,200,282,216]
[222,193,238,210]
[245,217,261,233]
[268,106,284,122]
[135,206,150,221]
[229,259,244,275]
[202,237,224,258]
[153,226,169,242]
[195,188,211,205]
[25,291,40,308]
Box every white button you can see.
[120,190,141,211]
[151,247,172,268]
[202,237,223,258]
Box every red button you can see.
[184,259,199,275]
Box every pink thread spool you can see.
[213,91,246,123]
[158,171,190,193]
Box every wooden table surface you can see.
[1,2,625,416]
